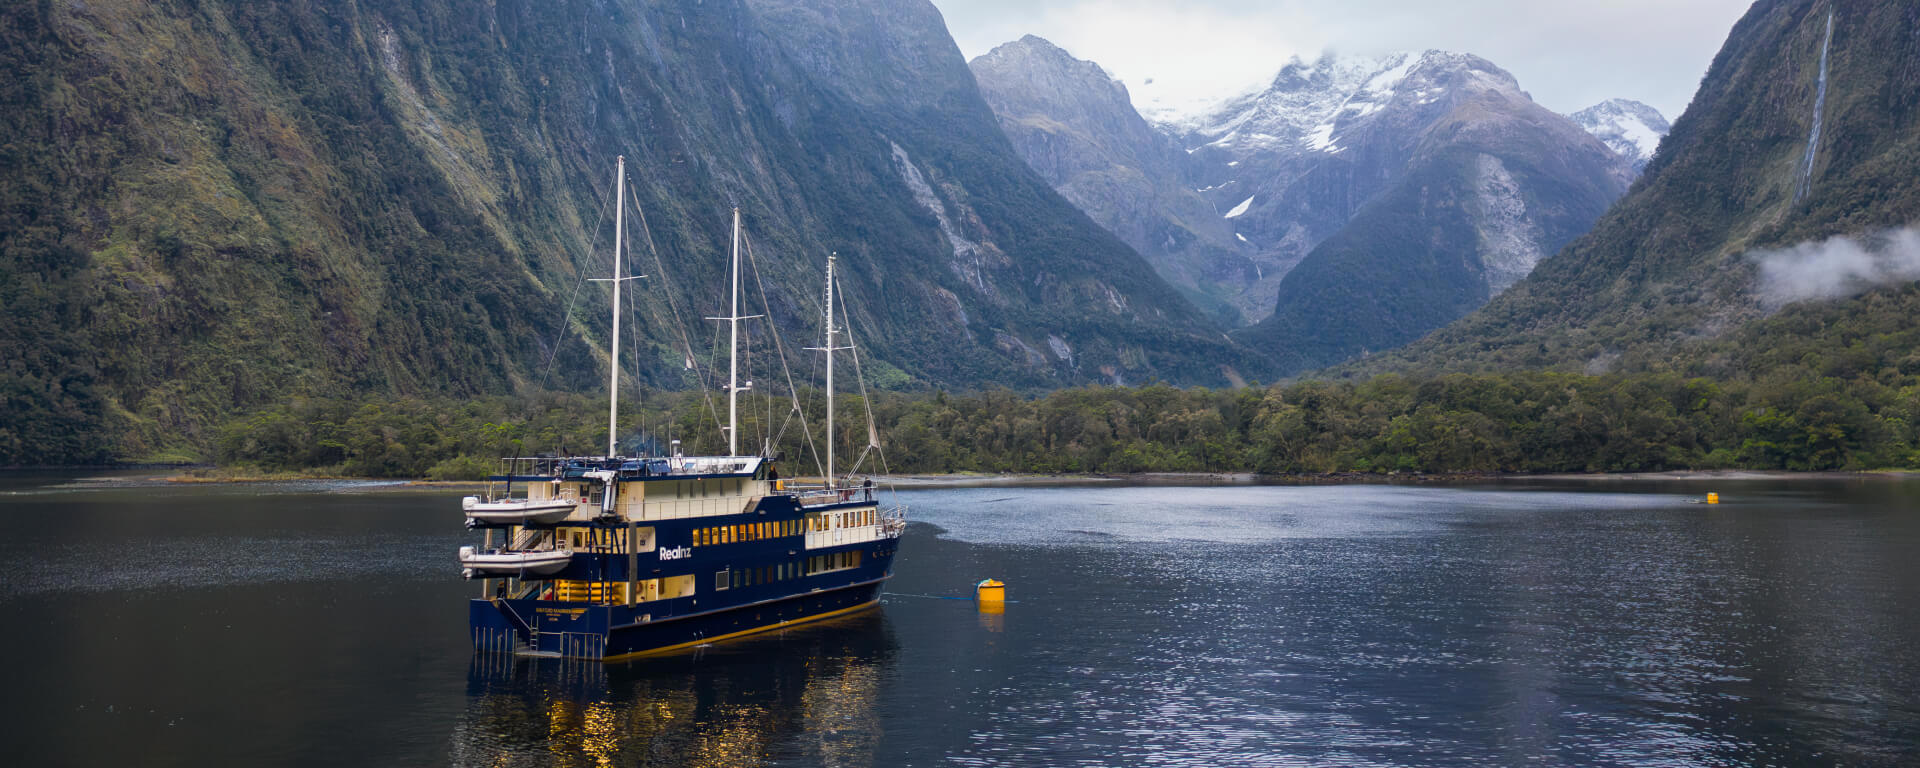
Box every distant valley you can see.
[973,40,1658,375]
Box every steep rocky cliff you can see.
[0,0,1251,463]
[969,36,1250,324]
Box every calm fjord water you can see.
[2,475,1917,766]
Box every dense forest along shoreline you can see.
[4,468,1910,491]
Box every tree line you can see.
[210,369,1920,479]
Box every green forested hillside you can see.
[214,367,1920,479]
[0,0,1255,466]
[1366,0,1920,378]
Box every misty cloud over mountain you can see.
[1756,227,1920,309]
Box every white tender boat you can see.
[462,496,576,525]
[458,545,573,578]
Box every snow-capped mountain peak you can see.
[1569,99,1670,171]
[1168,50,1521,157]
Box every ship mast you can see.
[608,156,625,458]
[592,157,645,458]
[706,208,762,457]
[727,208,742,457]
[807,254,851,487]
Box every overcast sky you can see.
[930,0,1754,121]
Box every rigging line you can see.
[837,270,882,451]
[836,269,899,493]
[535,170,618,394]
[745,323,765,453]
[625,176,710,394]
[519,160,620,463]
[624,174,725,450]
[698,298,728,450]
[744,324,770,456]
[742,230,826,475]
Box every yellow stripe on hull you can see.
[602,599,881,662]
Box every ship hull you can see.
[470,576,888,661]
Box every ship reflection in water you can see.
[452,610,895,766]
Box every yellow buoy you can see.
[1707,492,1720,505]
[975,578,1006,604]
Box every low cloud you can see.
[1754,227,1920,308]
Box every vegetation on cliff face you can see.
[0,0,1256,467]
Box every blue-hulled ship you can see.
[459,157,904,660]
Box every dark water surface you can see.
[2,473,1917,766]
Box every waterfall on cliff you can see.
[1794,9,1836,204]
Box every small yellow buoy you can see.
[976,578,1006,605]
[1707,492,1720,505]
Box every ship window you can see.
[660,574,696,599]
[716,570,729,590]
